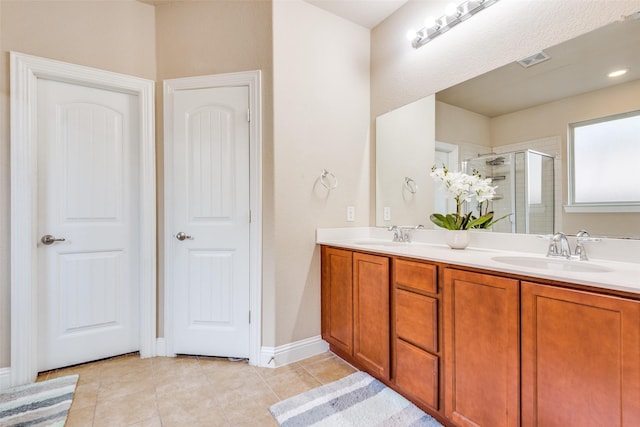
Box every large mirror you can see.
[375,16,640,239]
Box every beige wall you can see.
[436,101,491,148]
[272,0,370,346]
[491,79,640,238]
[0,0,156,370]
[0,0,365,368]
[377,96,435,227]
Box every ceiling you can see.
[303,0,408,29]
[437,14,640,117]
[138,0,408,29]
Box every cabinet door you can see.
[353,252,390,379]
[321,246,353,356]
[396,338,439,410]
[521,282,640,427]
[444,269,520,427]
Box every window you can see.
[567,110,640,212]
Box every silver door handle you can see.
[41,234,66,245]
[176,232,193,241]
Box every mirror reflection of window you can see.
[570,110,640,207]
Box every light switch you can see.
[384,207,391,221]
[347,206,355,222]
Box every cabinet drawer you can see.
[394,259,437,294]
[395,339,439,410]
[395,289,438,353]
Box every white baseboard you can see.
[0,367,11,390]
[259,335,329,368]
[156,338,167,357]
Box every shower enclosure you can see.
[464,150,555,234]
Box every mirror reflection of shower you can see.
[464,150,555,234]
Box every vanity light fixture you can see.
[408,0,499,48]
[607,68,629,78]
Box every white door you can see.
[169,86,251,358]
[37,79,140,371]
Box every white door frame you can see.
[435,141,460,214]
[10,52,157,386]
[163,71,262,365]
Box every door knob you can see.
[41,234,66,245]
[176,232,193,241]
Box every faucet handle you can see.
[574,230,602,260]
[546,233,561,257]
[387,225,402,242]
[574,230,590,261]
[576,230,590,239]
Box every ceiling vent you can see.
[517,51,551,68]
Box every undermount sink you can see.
[352,240,413,247]
[491,256,612,273]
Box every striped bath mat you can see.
[0,375,78,427]
[269,371,442,426]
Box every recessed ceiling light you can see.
[608,69,629,78]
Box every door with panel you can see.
[37,79,140,371]
[353,252,390,380]
[321,246,354,357]
[443,268,520,427]
[521,282,640,427]
[168,85,251,358]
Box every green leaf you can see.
[472,212,512,229]
[468,213,493,229]
[430,213,459,230]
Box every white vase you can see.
[446,230,470,249]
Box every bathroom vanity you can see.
[318,228,640,427]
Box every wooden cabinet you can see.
[321,246,353,356]
[393,259,440,410]
[353,252,390,379]
[521,282,640,427]
[321,247,390,380]
[443,268,520,427]
[321,245,640,427]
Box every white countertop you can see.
[317,227,640,295]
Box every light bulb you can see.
[424,16,437,28]
[406,29,417,42]
[445,3,458,16]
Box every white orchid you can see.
[430,166,506,230]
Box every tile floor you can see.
[37,352,356,426]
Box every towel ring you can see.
[320,169,338,190]
[404,177,417,194]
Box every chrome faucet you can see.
[401,225,424,243]
[547,230,593,260]
[388,225,424,243]
[547,232,571,258]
